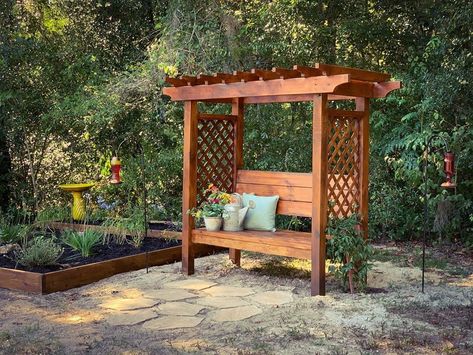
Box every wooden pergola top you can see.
[163,63,400,102]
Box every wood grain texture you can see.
[182,100,199,275]
[315,63,390,82]
[163,75,350,101]
[235,183,312,203]
[0,244,219,294]
[237,170,312,187]
[356,97,370,239]
[42,247,182,293]
[230,97,244,266]
[311,94,329,296]
[192,229,311,259]
[0,268,42,293]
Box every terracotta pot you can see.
[204,217,223,231]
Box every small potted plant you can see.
[188,184,231,231]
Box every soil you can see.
[0,242,472,354]
[0,237,181,273]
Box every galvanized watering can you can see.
[223,193,249,231]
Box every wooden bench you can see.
[192,170,314,261]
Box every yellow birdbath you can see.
[59,183,95,221]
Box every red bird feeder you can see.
[441,152,456,189]
[110,156,122,184]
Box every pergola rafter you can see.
[163,63,401,296]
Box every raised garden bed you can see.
[0,223,218,294]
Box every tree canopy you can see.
[1,0,472,244]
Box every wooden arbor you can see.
[163,63,400,296]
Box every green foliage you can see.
[0,224,31,246]
[1,0,472,246]
[188,185,230,219]
[63,229,102,257]
[327,214,373,293]
[102,208,146,247]
[15,236,63,268]
[36,206,70,223]
[189,203,226,219]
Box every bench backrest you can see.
[235,170,312,217]
[235,170,357,218]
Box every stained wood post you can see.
[311,94,329,296]
[356,97,370,239]
[229,97,244,266]
[182,100,198,275]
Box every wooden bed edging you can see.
[0,243,218,294]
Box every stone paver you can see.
[143,316,204,330]
[99,297,158,311]
[105,309,158,326]
[195,296,250,309]
[203,285,255,297]
[250,291,293,305]
[142,288,198,301]
[208,305,262,322]
[157,302,204,316]
[163,279,217,290]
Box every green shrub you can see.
[0,224,31,246]
[326,214,373,293]
[63,229,102,257]
[15,237,63,268]
[102,208,146,248]
[36,206,70,223]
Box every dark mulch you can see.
[0,237,181,274]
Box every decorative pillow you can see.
[242,193,279,231]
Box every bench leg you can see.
[311,241,326,296]
[182,239,195,275]
[229,248,241,266]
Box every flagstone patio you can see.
[99,273,294,329]
[1,249,470,354]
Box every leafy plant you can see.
[0,224,31,247]
[15,236,63,268]
[63,229,102,257]
[36,206,70,224]
[326,214,373,293]
[188,184,232,219]
[102,208,146,248]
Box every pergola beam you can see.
[315,63,391,82]
[163,74,351,101]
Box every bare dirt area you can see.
[0,243,472,354]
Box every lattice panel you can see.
[196,119,235,203]
[327,114,361,218]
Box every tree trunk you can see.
[0,0,15,212]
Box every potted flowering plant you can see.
[188,184,232,231]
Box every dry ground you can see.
[0,243,472,354]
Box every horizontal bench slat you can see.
[236,183,312,203]
[277,200,312,217]
[237,170,312,188]
[192,229,311,259]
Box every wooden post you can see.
[182,100,199,275]
[229,97,244,266]
[311,94,329,296]
[356,97,370,239]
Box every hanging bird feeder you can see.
[110,156,122,184]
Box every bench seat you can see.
[192,228,311,259]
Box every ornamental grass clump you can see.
[0,224,31,247]
[326,213,373,293]
[15,236,63,268]
[63,229,102,257]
